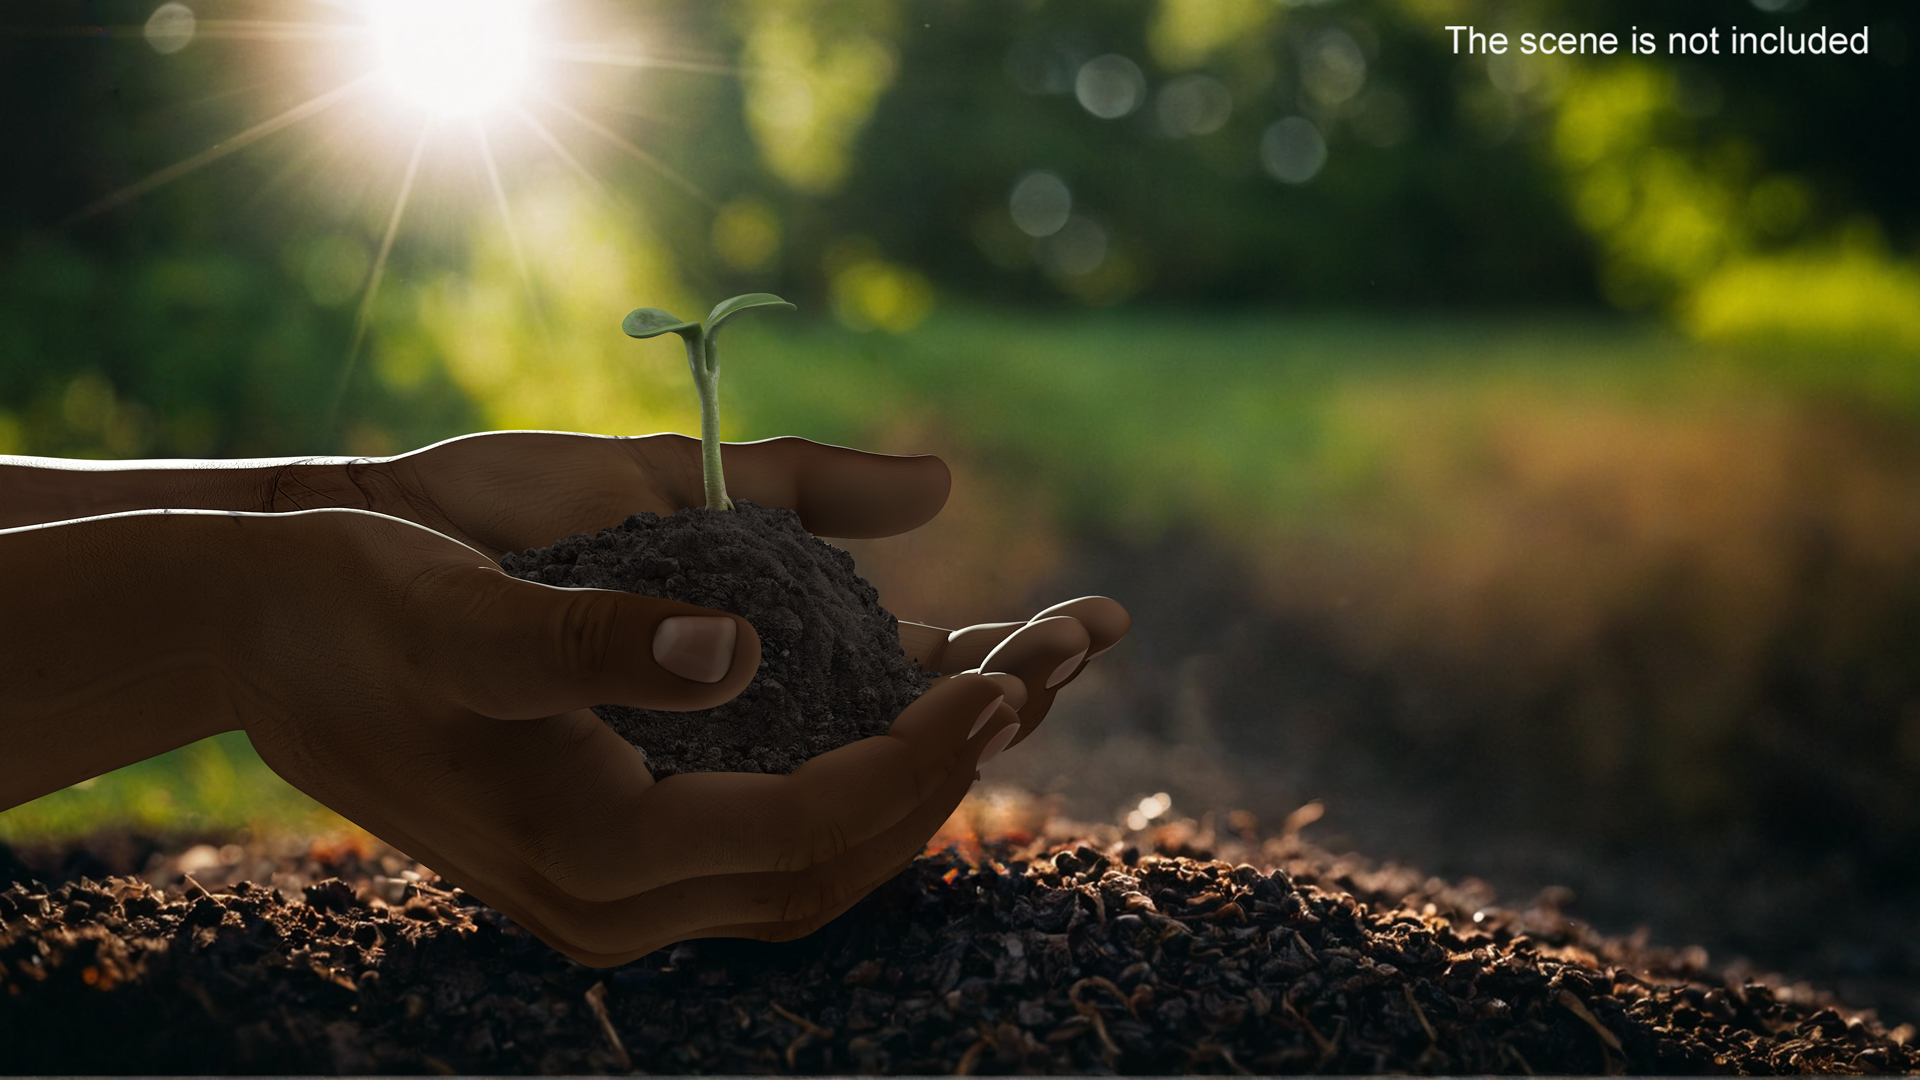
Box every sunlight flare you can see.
[370,0,538,116]
[329,121,432,430]
[534,89,709,204]
[62,75,374,226]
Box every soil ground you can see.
[2,820,1914,1074]
[978,532,1920,1034]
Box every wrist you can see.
[256,457,403,515]
[0,512,239,810]
[0,455,400,528]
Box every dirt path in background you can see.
[990,530,1920,1031]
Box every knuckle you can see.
[520,833,592,897]
[553,591,623,683]
[741,793,810,873]
[533,897,629,957]
[778,874,841,924]
[811,817,853,864]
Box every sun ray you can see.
[61,74,376,227]
[328,120,433,435]
[233,118,358,225]
[0,20,355,43]
[472,121,539,309]
[512,106,613,201]
[182,20,361,44]
[472,121,562,373]
[532,88,711,206]
[570,97,683,127]
[537,42,744,78]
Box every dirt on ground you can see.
[3,818,1914,1075]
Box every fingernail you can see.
[1045,649,1088,689]
[978,723,1020,765]
[969,696,1005,738]
[652,616,737,683]
[982,673,1029,711]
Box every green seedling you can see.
[623,292,796,511]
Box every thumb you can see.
[418,564,761,719]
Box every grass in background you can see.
[0,732,343,846]
[731,307,1711,537]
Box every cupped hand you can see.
[3,432,1131,964]
[366,431,1132,743]
[205,508,1099,965]
[254,431,1132,956]
[0,507,1055,966]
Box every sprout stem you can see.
[685,333,731,510]
[625,294,792,513]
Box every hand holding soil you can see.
[0,506,1026,966]
[0,431,949,555]
[0,434,1131,966]
[291,429,958,560]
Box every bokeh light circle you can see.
[1261,117,1328,185]
[1156,75,1233,137]
[1075,54,1147,120]
[1009,171,1073,238]
[1301,28,1367,107]
[144,3,196,55]
[1044,215,1109,277]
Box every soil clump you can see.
[2,826,1914,1074]
[500,501,930,778]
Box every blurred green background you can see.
[4,0,1919,1018]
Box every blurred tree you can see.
[1510,0,1920,353]
[2,0,1914,461]
[812,0,1598,309]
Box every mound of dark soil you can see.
[2,828,1913,1074]
[500,501,930,778]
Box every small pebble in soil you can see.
[500,501,931,778]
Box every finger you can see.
[1029,596,1131,659]
[1002,600,1129,749]
[935,598,1130,677]
[501,673,1009,902]
[416,564,761,718]
[897,620,950,670]
[492,766,951,964]
[976,615,1091,749]
[701,855,916,946]
[978,615,1091,688]
[722,437,951,538]
[481,703,1004,959]
[292,700,1004,966]
[938,621,1025,673]
[626,721,992,951]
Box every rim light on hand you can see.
[371,0,536,116]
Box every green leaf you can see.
[622,307,701,340]
[704,292,795,336]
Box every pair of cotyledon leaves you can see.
[622,293,795,349]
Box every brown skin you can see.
[0,432,1130,966]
